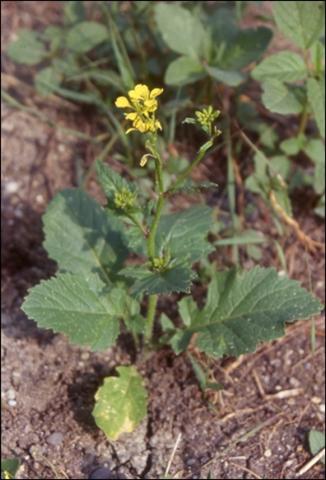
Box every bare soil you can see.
[1,2,325,479]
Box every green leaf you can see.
[7,29,46,65]
[64,0,85,24]
[96,160,136,202]
[194,267,322,358]
[43,189,128,284]
[178,296,198,327]
[156,205,214,263]
[66,21,108,54]
[261,80,303,114]
[35,66,62,96]
[220,27,272,70]
[308,430,325,464]
[280,136,306,156]
[154,3,210,59]
[206,65,245,86]
[1,458,20,478]
[165,56,205,86]
[93,366,148,440]
[304,139,325,194]
[21,273,125,350]
[67,69,124,92]
[252,52,307,83]
[273,1,325,49]
[167,179,218,195]
[215,230,265,246]
[307,76,325,138]
[122,263,197,296]
[315,194,325,218]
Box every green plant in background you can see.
[21,85,323,440]
[1,459,20,480]
[251,0,325,218]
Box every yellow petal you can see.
[125,112,138,120]
[115,96,131,108]
[140,154,151,167]
[129,84,149,100]
[126,127,137,134]
[150,88,163,98]
[155,120,162,130]
[144,99,157,112]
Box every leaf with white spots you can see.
[93,366,148,440]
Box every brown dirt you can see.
[1,2,325,479]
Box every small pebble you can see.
[5,181,19,194]
[8,399,17,407]
[36,194,44,204]
[264,449,272,458]
[7,388,16,400]
[47,432,64,446]
[311,396,321,404]
[81,351,90,361]
[319,404,325,413]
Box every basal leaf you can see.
[252,52,307,83]
[7,29,46,65]
[93,366,148,440]
[194,267,322,358]
[261,80,303,115]
[307,76,325,138]
[165,56,205,86]
[43,189,128,284]
[66,21,108,54]
[156,205,214,263]
[273,1,325,50]
[155,3,210,59]
[21,273,125,351]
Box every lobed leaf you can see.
[92,366,148,440]
[194,267,322,358]
[21,273,125,351]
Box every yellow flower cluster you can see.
[115,84,163,134]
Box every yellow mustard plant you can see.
[195,106,221,136]
[115,84,163,134]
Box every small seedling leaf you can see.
[7,29,46,65]
[66,21,108,54]
[93,366,148,441]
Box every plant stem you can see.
[145,294,158,341]
[145,155,165,342]
[170,147,207,192]
[226,122,239,264]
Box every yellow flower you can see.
[115,84,163,134]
